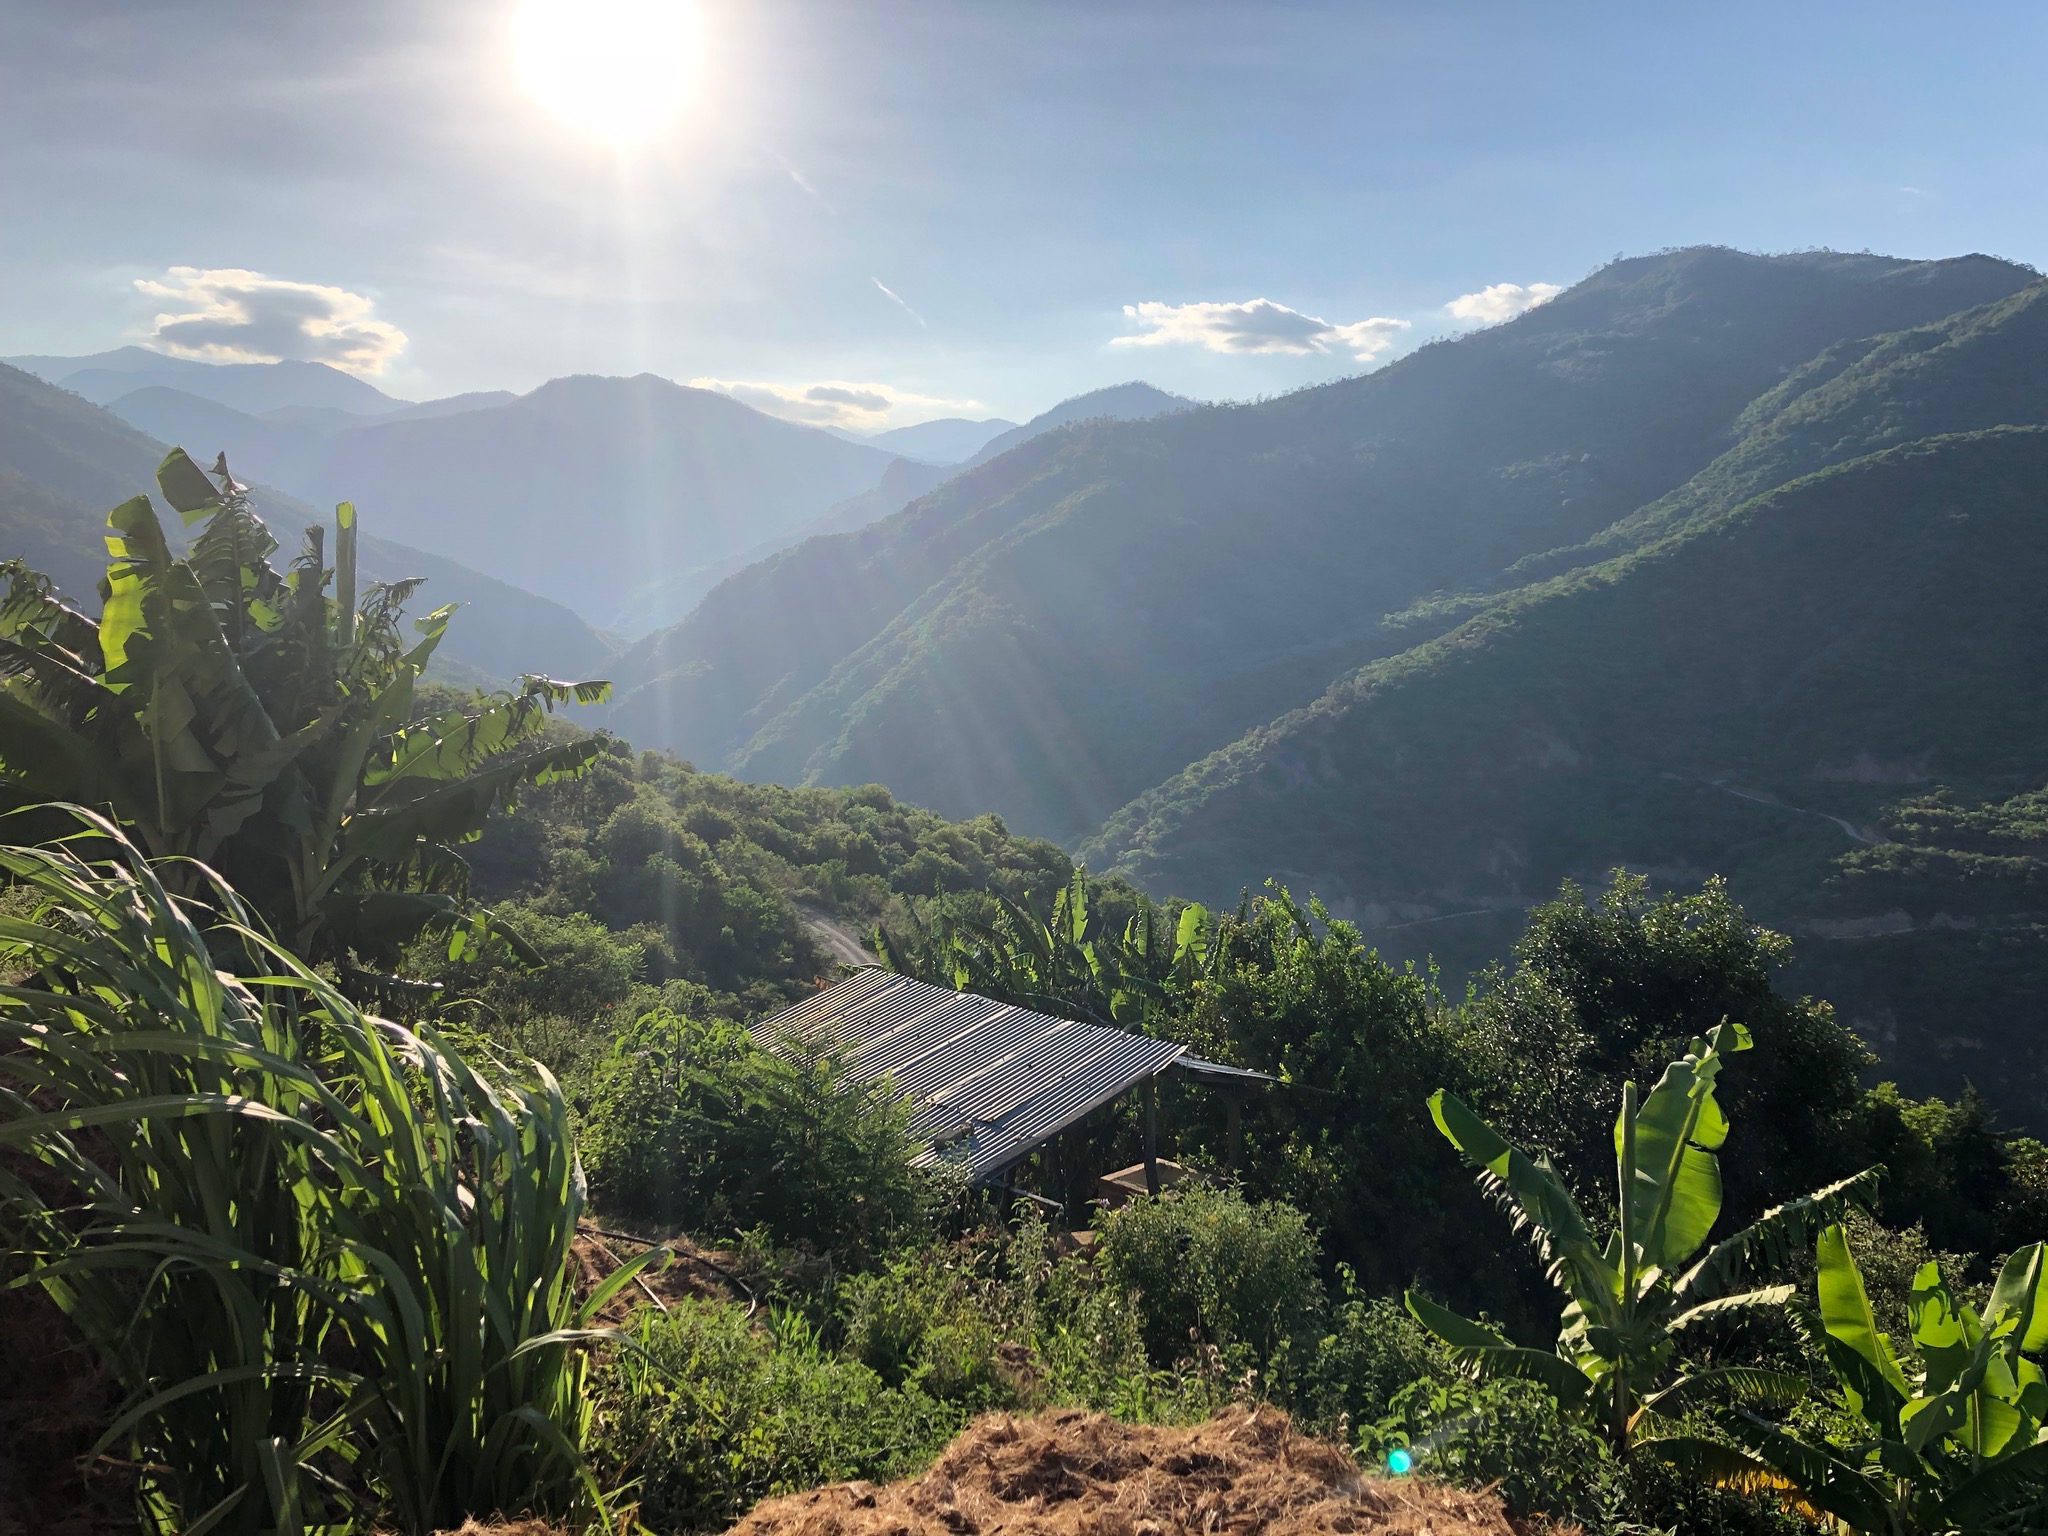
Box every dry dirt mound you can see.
[724,1406,1535,1536]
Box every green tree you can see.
[1097,1187,1323,1372]
[1409,1021,1878,1455]
[1179,888,1480,1300]
[0,450,606,963]
[878,869,1171,1028]
[1460,872,1870,1221]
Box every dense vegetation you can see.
[12,248,2048,1535]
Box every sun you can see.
[513,0,702,146]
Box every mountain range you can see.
[12,247,2048,1112]
[6,350,1192,635]
[862,416,1017,463]
[604,250,2030,836]
[595,246,2048,1113]
[0,359,614,684]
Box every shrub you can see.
[837,1249,1007,1401]
[1364,1375,1615,1526]
[1097,1188,1324,1373]
[579,1011,935,1254]
[1278,1284,1451,1440]
[594,1299,966,1533]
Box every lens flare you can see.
[1386,1447,1414,1475]
[513,0,701,146]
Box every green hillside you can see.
[1505,275,2048,581]
[607,248,2033,843]
[1084,427,2048,1111]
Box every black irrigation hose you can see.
[577,1222,759,1316]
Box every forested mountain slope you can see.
[1084,428,2048,1110]
[0,362,612,682]
[1503,276,2048,583]
[608,248,2032,841]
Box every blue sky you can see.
[2,0,2043,427]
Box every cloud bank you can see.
[1444,281,1562,326]
[1114,298,1409,362]
[692,377,978,430]
[134,267,407,374]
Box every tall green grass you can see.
[0,808,656,1535]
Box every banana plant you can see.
[1660,1225,2048,1532]
[0,448,608,964]
[879,872,1118,1024]
[1407,1021,1878,1454]
[877,871,1221,1031]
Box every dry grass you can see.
[433,1407,1549,1536]
[724,1406,1541,1536]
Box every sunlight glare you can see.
[513,0,702,146]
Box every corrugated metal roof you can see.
[753,969,1187,1182]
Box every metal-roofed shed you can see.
[752,969,1189,1185]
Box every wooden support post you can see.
[1224,1091,1242,1175]
[1143,1076,1160,1196]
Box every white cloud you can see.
[1113,297,1409,362]
[134,267,407,374]
[1326,317,1412,358]
[1444,281,1563,326]
[691,377,979,430]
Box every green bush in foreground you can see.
[598,1298,969,1534]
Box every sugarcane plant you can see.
[1661,1224,2048,1532]
[0,447,608,967]
[1407,1021,1878,1456]
[0,807,661,1534]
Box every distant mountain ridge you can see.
[605,248,2033,844]
[0,361,613,684]
[864,416,1016,463]
[285,373,908,631]
[6,347,408,415]
[13,350,1203,638]
[962,381,1192,467]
